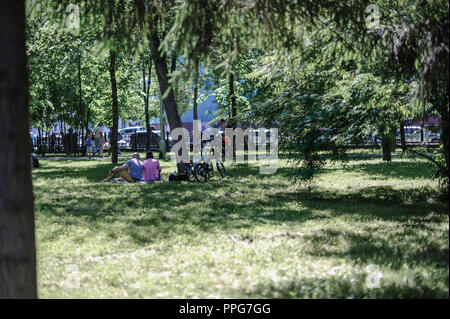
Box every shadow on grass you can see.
[33,159,447,231]
[33,160,116,182]
[342,159,435,179]
[243,273,448,298]
[33,159,448,298]
[300,227,449,268]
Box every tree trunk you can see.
[143,58,152,153]
[86,106,90,136]
[46,130,50,152]
[193,59,199,121]
[150,24,184,172]
[229,73,237,158]
[382,134,392,161]
[77,43,85,156]
[400,120,406,153]
[109,50,119,164]
[171,53,177,74]
[170,52,178,105]
[158,88,167,159]
[37,127,42,156]
[0,0,37,298]
[420,119,424,143]
[439,100,449,178]
[230,73,236,119]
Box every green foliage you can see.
[167,0,448,100]
[26,0,184,133]
[241,21,447,185]
[209,79,250,122]
[164,0,448,184]
[25,0,448,183]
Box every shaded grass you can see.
[33,155,449,298]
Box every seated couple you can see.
[103,152,161,183]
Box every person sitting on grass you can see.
[143,151,162,181]
[103,152,144,183]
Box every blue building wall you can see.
[181,95,218,123]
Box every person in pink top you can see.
[143,151,162,181]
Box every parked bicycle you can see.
[180,129,228,182]
[189,160,226,182]
[201,131,227,180]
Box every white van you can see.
[397,126,440,144]
[118,126,144,142]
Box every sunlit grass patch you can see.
[33,155,448,298]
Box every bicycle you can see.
[199,139,227,181]
[185,160,201,182]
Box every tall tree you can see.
[149,17,184,171]
[0,0,37,298]
[229,73,236,120]
[142,56,152,152]
[109,49,119,164]
[192,58,199,121]
[77,41,85,155]
[149,28,182,133]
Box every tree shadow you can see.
[340,159,435,179]
[33,159,448,298]
[300,227,449,269]
[33,161,327,243]
[33,160,114,182]
[242,273,447,298]
[33,160,447,252]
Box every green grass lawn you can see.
[33,153,449,298]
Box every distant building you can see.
[405,116,441,128]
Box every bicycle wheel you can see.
[187,166,197,182]
[217,162,226,178]
[206,163,214,179]
[197,163,209,182]
[191,163,201,182]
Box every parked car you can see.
[117,139,129,149]
[130,129,174,150]
[396,126,440,144]
[151,130,173,147]
[118,126,144,143]
[129,129,160,149]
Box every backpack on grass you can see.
[168,172,188,181]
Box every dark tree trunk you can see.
[170,52,178,105]
[171,53,177,74]
[143,58,152,153]
[46,130,50,152]
[193,59,199,121]
[400,120,406,152]
[0,0,37,298]
[382,134,392,161]
[77,44,85,156]
[229,73,237,158]
[150,23,184,172]
[230,73,236,119]
[86,106,90,136]
[420,119,424,143]
[109,50,119,164]
[37,127,42,156]
[439,101,449,177]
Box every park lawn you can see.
[33,154,449,298]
